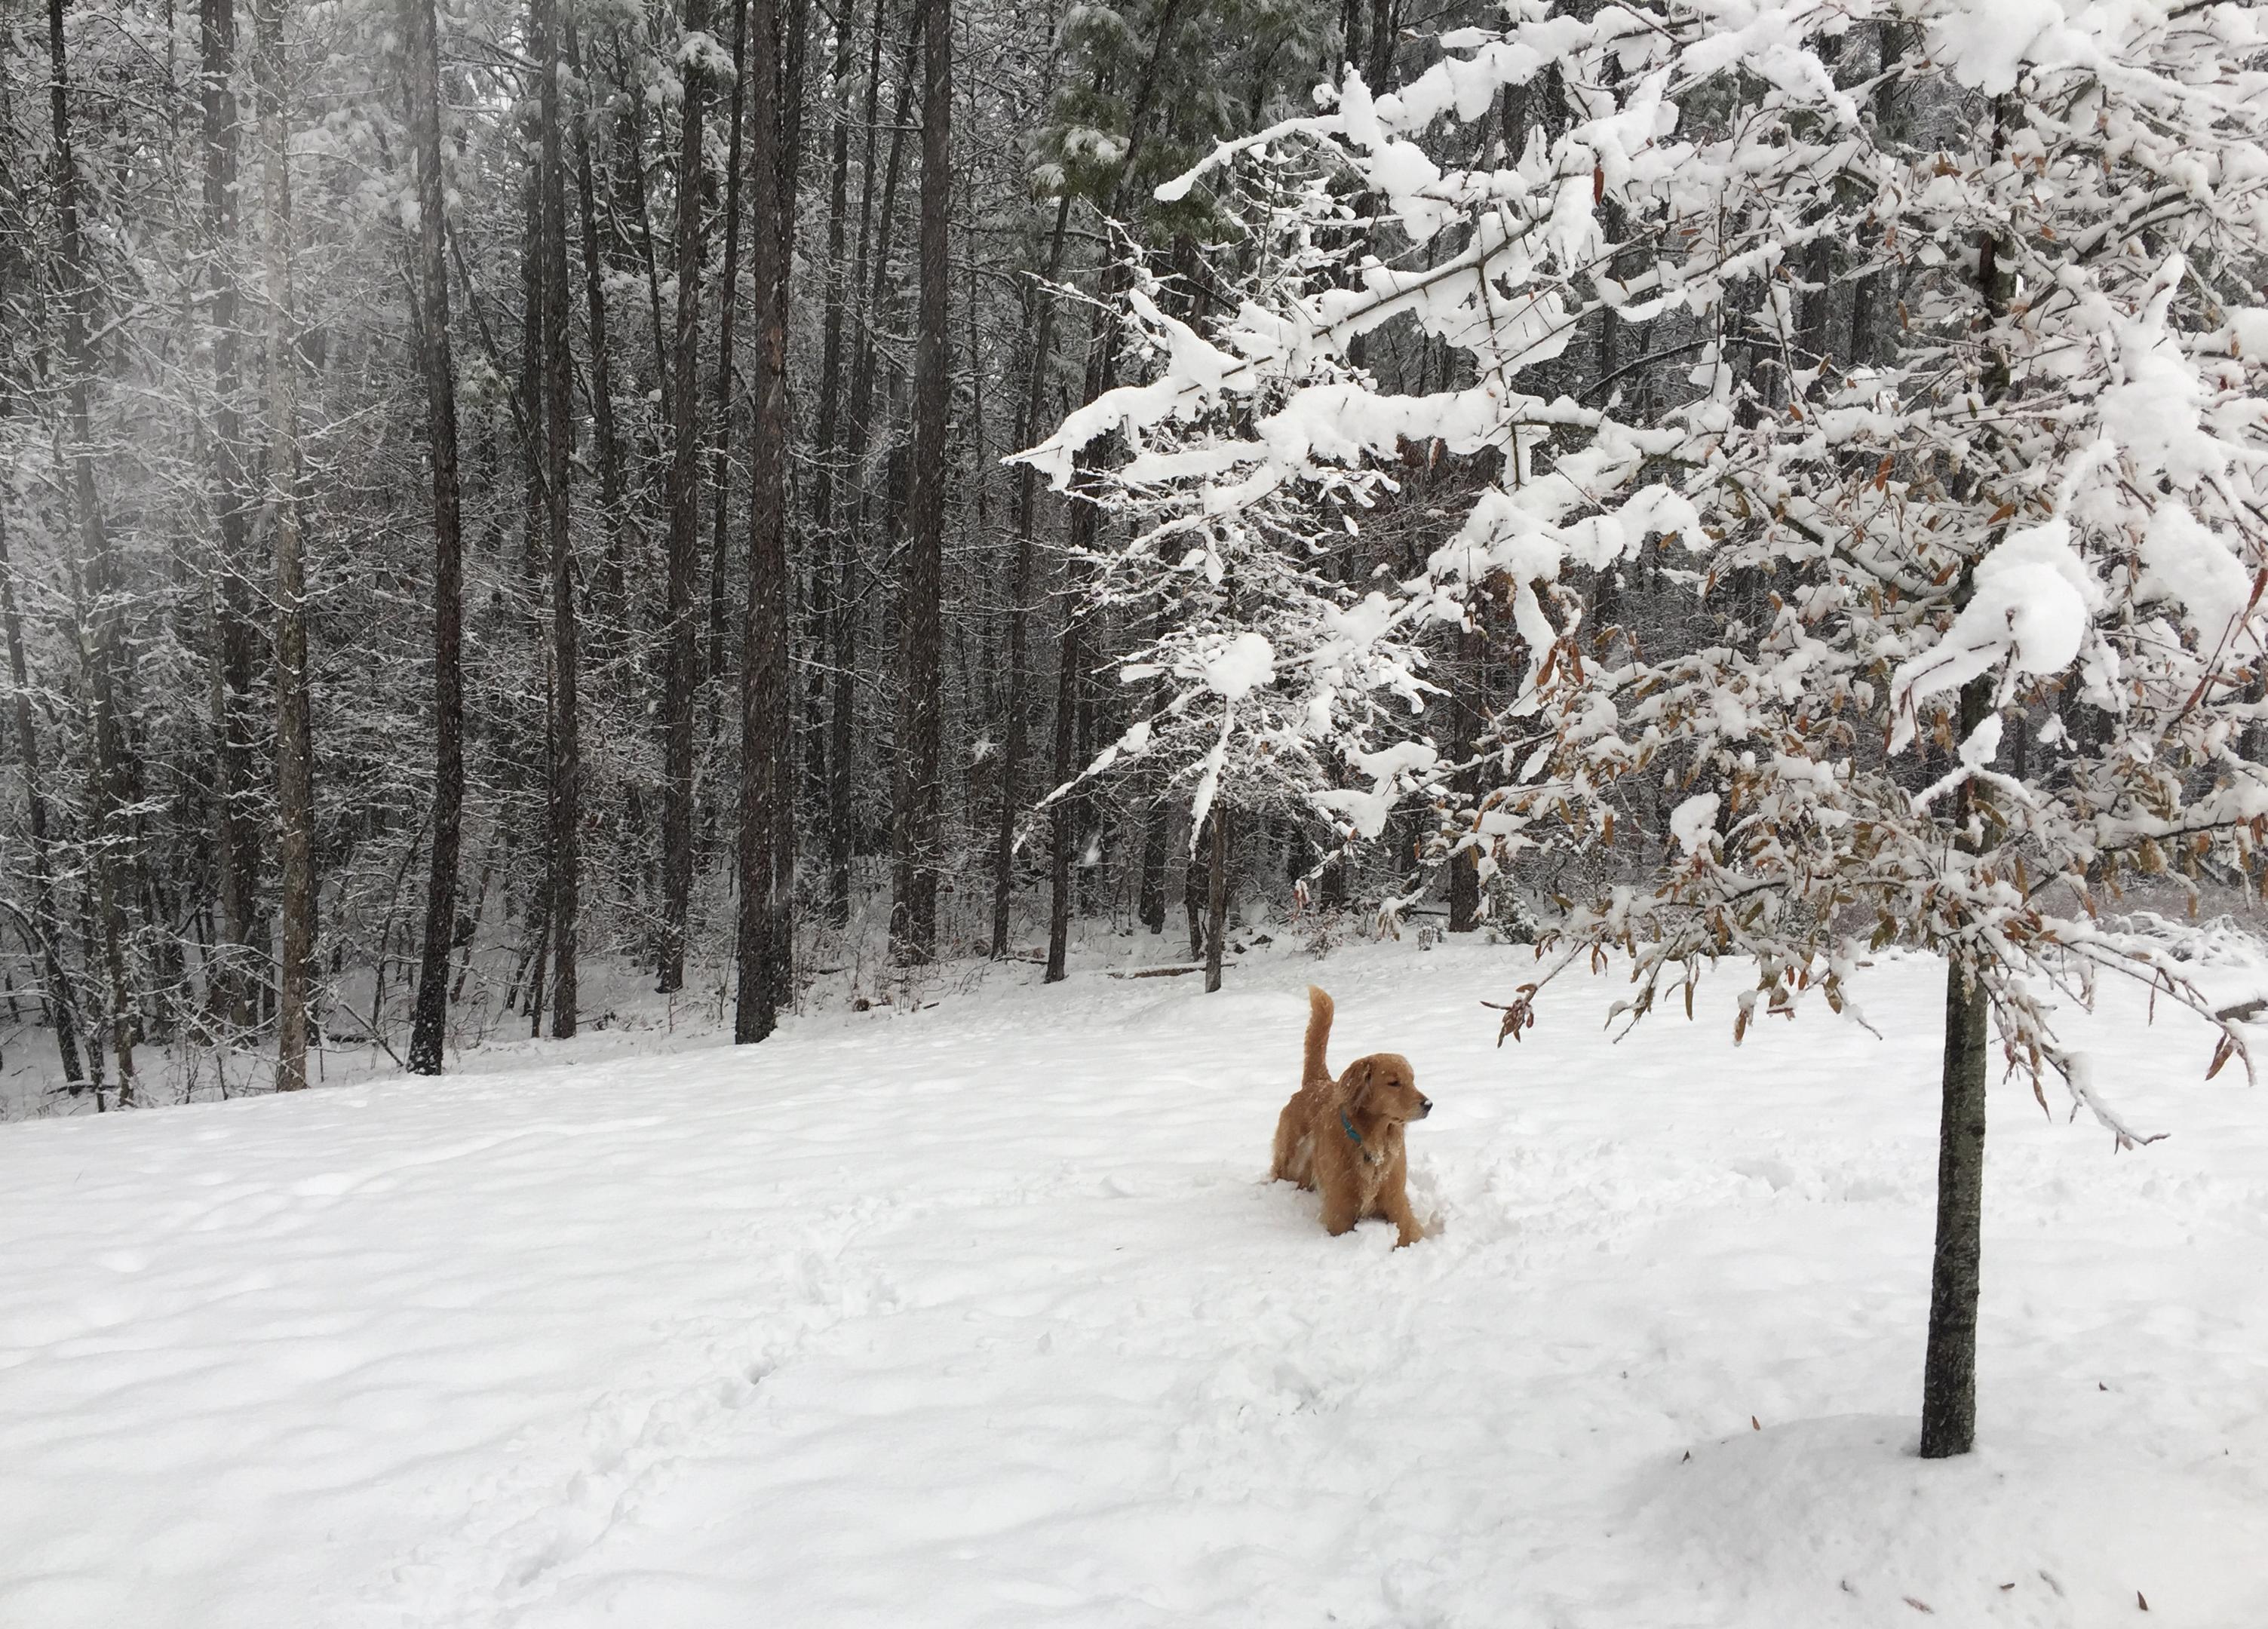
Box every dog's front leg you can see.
[1319,1182,1361,1236]
[1374,1159,1424,1248]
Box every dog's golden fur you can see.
[1271,986,1432,1247]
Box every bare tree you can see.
[256,0,315,1089]
[538,0,579,1038]
[889,0,950,964]
[657,0,715,996]
[403,0,465,1077]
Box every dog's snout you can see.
[1416,1096,1433,1117]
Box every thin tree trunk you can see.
[992,193,1070,958]
[1204,805,1228,992]
[809,13,855,923]
[199,0,262,1031]
[1919,115,2021,1458]
[47,0,137,1101]
[1137,790,1166,932]
[706,0,751,690]
[403,0,465,1076]
[888,0,949,965]
[256,0,316,1090]
[0,451,84,1086]
[734,0,793,1042]
[539,0,579,1038]
[830,0,921,920]
[1447,611,1481,932]
[565,20,628,628]
[1043,0,1189,980]
[1920,676,1995,1457]
[656,0,715,994]
[517,166,546,587]
[1044,605,1079,981]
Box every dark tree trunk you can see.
[0,449,84,1087]
[539,0,579,1038]
[403,0,465,1076]
[889,0,950,965]
[565,20,628,630]
[199,0,263,1031]
[1042,0,1188,979]
[992,194,1071,958]
[1204,805,1229,992]
[48,0,137,1101]
[824,0,892,926]
[517,167,547,589]
[1920,675,1996,1457]
[657,0,714,994]
[735,0,794,1042]
[1137,790,1168,933]
[1183,830,1204,960]
[809,14,854,923]
[831,0,920,921]
[706,0,751,692]
[1045,606,1079,982]
[256,0,315,1089]
[1447,610,1482,932]
[1919,115,2021,1456]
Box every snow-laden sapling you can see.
[1029,0,2268,1457]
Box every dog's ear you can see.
[1344,1057,1374,1109]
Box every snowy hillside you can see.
[4,944,2266,1627]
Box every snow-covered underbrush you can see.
[3,941,2265,1626]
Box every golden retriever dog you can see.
[1271,986,1432,1247]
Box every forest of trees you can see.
[0,0,1398,1105]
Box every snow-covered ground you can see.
[3,940,2266,1627]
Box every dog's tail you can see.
[1303,986,1335,1084]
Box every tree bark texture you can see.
[403,0,465,1076]
[48,0,138,1101]
[657,0,713,995]
[1204,805,1229,993]
[539,0,579,1039]
[0,453,84,1086]
[256,0,316,1090]
[1919,676,1996,1457]
[735,0,794,1042]
[200,0,264,1030]
[889,0,950,965]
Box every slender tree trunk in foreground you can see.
[1920,670,1996,1458]
[404,0,465,1076]
[256,0,316,1089]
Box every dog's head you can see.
[1345,1054,1430,1122]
